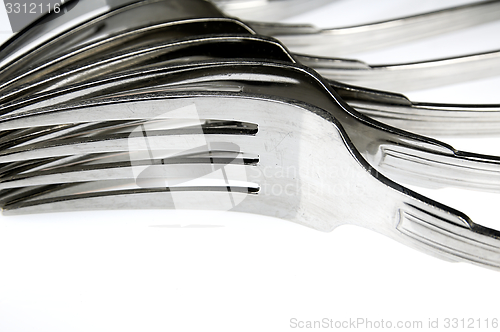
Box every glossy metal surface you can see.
[248,0,500,56]
[1,33,500,139]
[1,92,499,270]
[0,0,143,70]
[2,0,499,69]
[297,50,500,92]
[212,0,336,21]
[1,0,499,272]
[0,19,256,99]
[7,0,500,91]
[1,58,500,194]
[2,0,500,108]
[0,0,224,82]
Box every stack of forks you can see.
[0,0,499,269]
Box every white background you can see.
[0,0,499,331]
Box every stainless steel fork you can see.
[1,32,499,139]
[0,1,499,271]
[0,91,498,270]
[2,0,499,72]
[1,59,500,195]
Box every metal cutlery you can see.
[3,0,499,75]
[0,0,499,271]
[1,58,500,194]
[1,32,499,138]
[0,89,498,270]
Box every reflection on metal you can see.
[0,0,499,270]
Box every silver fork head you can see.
[0,0,227,80]
[5,21,500,144]
[4,59,500,194]
[0,34,294,105]
[1,93,499,270]
[7,0,500,90]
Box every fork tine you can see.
[0,95,498,271]
[0,0,228,75]
[0,130,257,164]
[2,31,500,142]
[5,126,500,193]
[2,51,500,144]
[2,70,500,195]
[0,162,257,190]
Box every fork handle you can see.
[375,145,500,193]
[306,50,500,93]
[330,79,500,137]
[380,200,500,269]
[251,0,500,56]
[349,99,500,137]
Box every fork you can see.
[0,90,498,270]
[5,15,500,98]
[2,58,500,196]
[3,0,500,92]
[2,0,499,74]
[1,33,500,139]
